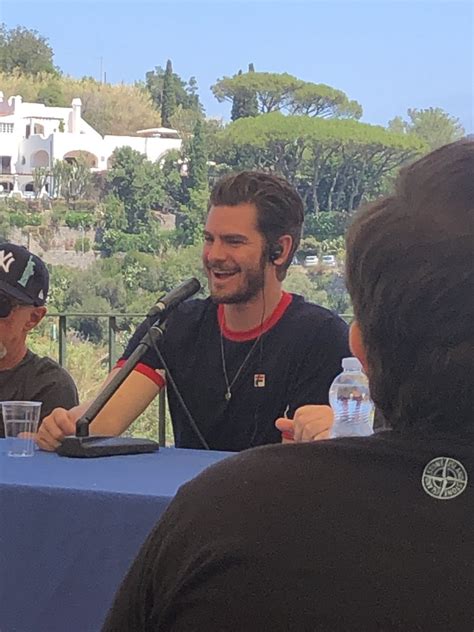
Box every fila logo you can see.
[254,374,266,388]
[0,250,15,273]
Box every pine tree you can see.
[161,59,176,127]
[187,118,208,191]
[243,62,258,117]
[230,65,258,121]
[231,70,244,121]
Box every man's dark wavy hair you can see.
[346,139,474,431]
[209,171,304,280]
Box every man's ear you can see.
[349,321,368,372]
[24,306,46,332]
[273,235,293,266]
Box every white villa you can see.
[0,93,182,196]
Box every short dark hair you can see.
[209,171,304,280]
[346,139,474,432]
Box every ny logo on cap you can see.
[0,250,15,273]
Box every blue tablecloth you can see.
[0,441,232,632]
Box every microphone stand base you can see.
[56,436,160,458]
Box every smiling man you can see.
[37,171,349,452]
[0,243,78,437]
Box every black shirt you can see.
[103,429,474,631]
[0,350,78,437]
[121,293,350,451]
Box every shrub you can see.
[64,211,95,230]
[74,237,91,253]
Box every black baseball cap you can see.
[0,243,49,306]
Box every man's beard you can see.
[209,253,266,305]
[0,342,8,360]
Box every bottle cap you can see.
[342,357,362,371]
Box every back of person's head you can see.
[209,171,304,279]
[346,139,473,432]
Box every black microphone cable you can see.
[146,315,211,451]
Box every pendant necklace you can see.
[220,332,262,402]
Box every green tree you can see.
[289,83,362,119]
[0,203,10,240]
[187,118,208,191]
[161,150,187,206]
[213,71,301,113]
[106,147,166,232]
[388,107,465,151]
[101,194,128,231]
[145,63,202,113]
[213,71,362,120]
[244,63,259,118]
[161,59,176,127]
[169,105,202,138]
[0,24,56,75]
[212,113,424,213]
[304,211,351,240]
[230,69,245,121]
[178,187,208,246]
[51,158,92,206]
[230,65,259,121]
[37,80,64,106]
[32,166,50,198]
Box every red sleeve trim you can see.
[115,359,166,389]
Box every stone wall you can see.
[9,226,99,269]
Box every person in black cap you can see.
[0,242,78,437]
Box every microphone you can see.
[56,278,201,458]
[147,278,201,321]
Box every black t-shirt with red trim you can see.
[120,292,350,451]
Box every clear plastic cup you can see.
[2,401,42,457]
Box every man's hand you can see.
[275,405,333,443]
[36,408,77,451]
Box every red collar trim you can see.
[218,292,293,342]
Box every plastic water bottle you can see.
[329,357,374,438]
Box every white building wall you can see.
[0,94,182,194]
[103,135,181,164]
[0,132,19,171]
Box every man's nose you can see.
[206,240,227,262]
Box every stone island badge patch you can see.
[422,457,468,500]
[254,374,266,388]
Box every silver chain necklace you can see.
[220,332,262,401]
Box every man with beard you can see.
[37,171,349,452]
[103,140,474,631]
[0,243,78,437]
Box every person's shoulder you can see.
[286,294,349,331]
[26,350,75,383]
[168,296,215,326]
[179,439,375,508]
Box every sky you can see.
[1,0,473,132]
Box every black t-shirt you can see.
[120,293,350,451]
[0,350,78,437]
[103,429,474,631]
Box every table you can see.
[0,441,232,632]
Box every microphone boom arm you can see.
[75,322,166,437]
